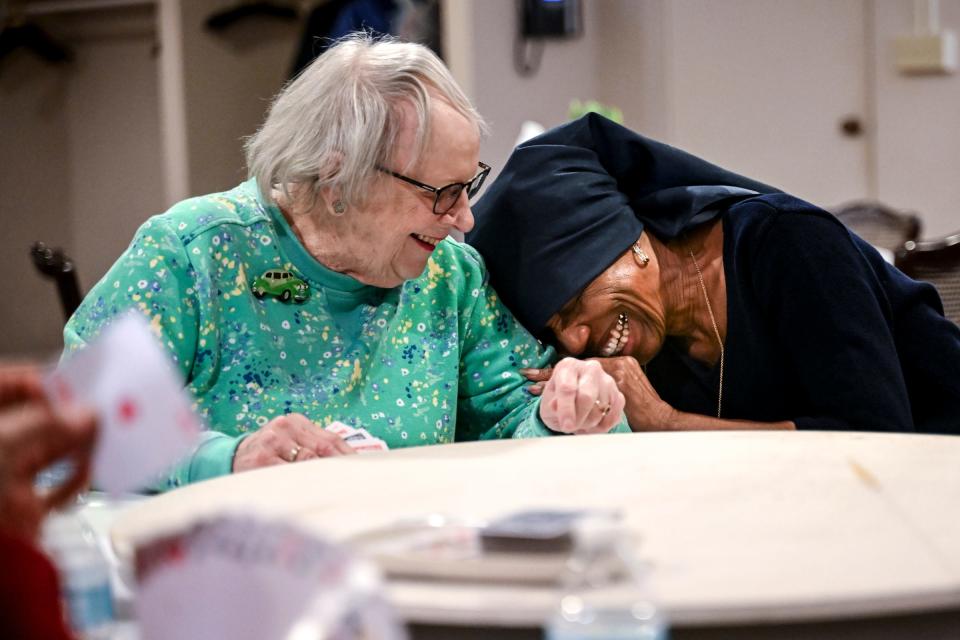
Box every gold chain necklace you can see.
[689,250,724,418]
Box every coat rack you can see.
[205,2,300,32]
[22,0,156,16]
[0,0,157,65]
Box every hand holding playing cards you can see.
[0,364,96,542]
[526,358,625,435]
[233,413,356,472]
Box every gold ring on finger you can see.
[595,399,612,418]
[288,446,301,462]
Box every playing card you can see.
[135,516,406,640]
[349,439,389,453]
[45,312,202,494]
[323,421,388,452]
[324,421,357,437]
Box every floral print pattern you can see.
[65,180,559,488]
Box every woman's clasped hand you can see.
[525,358,625,434]
[526,356,669,432]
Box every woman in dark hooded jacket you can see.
[468,114,960,434]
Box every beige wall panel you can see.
[4,0,959,356]
[663,0,870,209]
[464,0,601,178]
[179,0,300,195]
[595,0,670,140]
[0,7,162,358]
[0,53,73,357]
[874,0,960,238]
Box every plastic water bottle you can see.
[545,518,669,640]
[41,507,116,640]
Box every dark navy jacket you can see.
[646,193,960,434]
[469,114,960,434]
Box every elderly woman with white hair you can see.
[64,34,626,490]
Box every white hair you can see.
[245,32,487,210]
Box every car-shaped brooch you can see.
[251,270,309,303]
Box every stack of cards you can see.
[324,421,389,453]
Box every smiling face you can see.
[546,235,667,364]
[324,94,480,288]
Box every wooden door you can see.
[663,0,870,209]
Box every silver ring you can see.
[288,446,301,462]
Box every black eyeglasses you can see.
[378,162,491,215]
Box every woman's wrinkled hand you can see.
[525,356,676,431]
[524,358,625,434]
[589,356,675,430]
[233,413,355,472]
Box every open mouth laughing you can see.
[411,233,442,251]
[600,312,630,357]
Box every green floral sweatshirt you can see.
[65,180,618,490]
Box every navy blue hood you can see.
[467,113,778,332]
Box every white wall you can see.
[179,0,299,195]
[456,0,960,240]
[445,0,602,176]
[0,1,296,358]
[656,0,872,208]
[4,0,959,357]
[874,0,960,237]
[594,0,671,141]
[0,6,163,358]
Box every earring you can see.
[632,242,650,266]
[332,200,346,215]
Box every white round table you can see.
[112,431,960,638]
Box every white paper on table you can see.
[45,312,202,494]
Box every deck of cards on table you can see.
[44,312,202,494]
[325,422,389,453]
